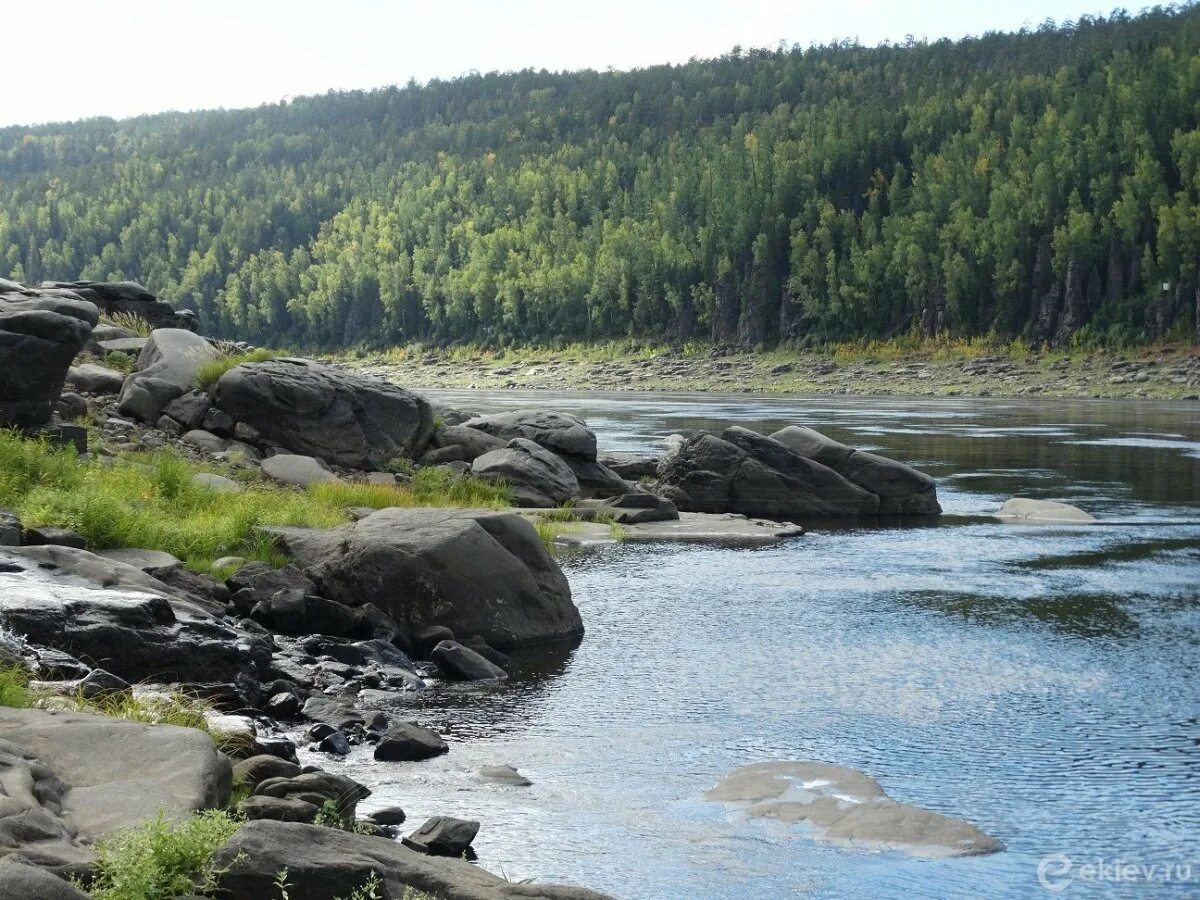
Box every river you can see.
[307,391,1200,899]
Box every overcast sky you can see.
[2,0,1121,127]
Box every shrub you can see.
[86,810,241,900]
[0,666,32,708]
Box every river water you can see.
[309,391,1200,899]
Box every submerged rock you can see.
[706,761,1002,859]
[996,497,1096,523]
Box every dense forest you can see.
[2,5,1200,349]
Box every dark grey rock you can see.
[260,454,339,486]
[65,363,126,396]
[404,816,479,857]
[301,696,365,731]
[263,507,581,650]
[431,424,506,461]
[318,731,352,756]
[53,392,88,421]
[0,290,98,426]
[472,438,581,507]
[211,358,434,469]
[22,527,87,550]
[368,805,407,826]
[600,492,679,524]
[78,668,130,699]
[117,329,221,423]
[373,723,449,762]
[238,795,320,824]
[161,390,212,430]
[431,640,507,681]
[201,407,235,436]
[0,851,92,899]
[463,410,597,461]
[233,755,302,788]
[39,281,197,332]
[0,507,21,546]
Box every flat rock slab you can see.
[0,707,231,867]
[996,497,1096,524]
[528,511,804,547]
[706,761,1002,859]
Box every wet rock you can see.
[250,592,361,638]
[212,358,434,470]
[265,691,301,719]
[431,640,507,681]
[253,771,369,819]
[403,816,479,857]
[478,765,532,787]
[263,507,581,649]
[21,527,87,550]
[414,625,455,657]
[369,806,407,826]
[301,696,365,731]
[373,723,449,762]
[472,438,580,507]
[318,731,352,756]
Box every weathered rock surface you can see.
[770,426,941,515]
[463,410,598,461]
[0,290,99,426]
[996,497,1096,523]
[211,820,614,900]
[705,761,1002,859]
[0,708,231,870]
[252,771,368,819]
[39,281,197,332]
[373,723,450,762]
[212,358,433,469]
[658,428,880,520]
[472,438,581,507]
[0,546,270,685]
[599,492,679,524]
[404,816,479,856]
[117,329,222,422]
[431,424,507,461]
[0,856,91,899]
[263,507,581,649]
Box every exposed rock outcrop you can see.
[769,425,941,515]
[211,820,614,900]
[262,507,581,649]
[212,358,434,469]
[117,328,222,423]
[39,281,197,332]
[658,427,880,520]
[0,707,232,871]
[0,290,99,426]
[472,438,581,507]
[463,410,598,460]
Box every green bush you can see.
[86,810,241,900]
[0,666,32,708]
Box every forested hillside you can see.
[2,6,1199,349]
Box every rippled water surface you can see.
[312,393,1200,898]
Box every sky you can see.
[2,0,1124,127]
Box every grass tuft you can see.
[100,312,154,339]
[309,467,511,511]
[0,666,32,708]
[194,348,278,390]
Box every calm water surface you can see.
[308,392,1200,899]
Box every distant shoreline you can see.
[344,345,1200,401]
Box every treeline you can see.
[2,5,1199,349]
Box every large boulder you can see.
[64,363,125,396]
[463,410,597,461]
[770,426,941,515]
[373,723,449,762]
[0,707,231,871]
[39,281,197,331]
[0,546,271,686]
[431,424,507,461]
[658,428,880,520]
[211,358,433,469]
[117,328,222,422]
[262,507,581,649]
[0,290,99,426]
[472,438,581,507]
[210,820,614,900]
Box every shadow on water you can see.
[897,589,1139,639]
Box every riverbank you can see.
[344,343,1200,400]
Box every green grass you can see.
[85,810,241,900]
[0,666,33,708]
[101,350,137,374]
[100,312,154,339]
[310,466,511,511]
[0,430,512,572]
[194,347,278,390]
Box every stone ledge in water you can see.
[535,511,804,547]
[996,497,1096,524]
[705,761,1002,859]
